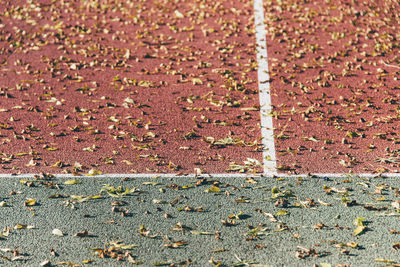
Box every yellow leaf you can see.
[14,224,34,230]
[51,161,65,168]
[24,198,36,206]
[354,217,366,226]
[122,160,135,165]
[346,242,359,248]
[82,259,95,264]
[119,244,137,250]
[70,195,84,201]
[20,179,32,185]
[70,194,101,203]
[192,78,203,85]
[88,194,102,200]
[353,225,366,236]
[275,210,288,216]
[204,186,221,193]
[85,169,102,176]
[64,179,81,185]
[375,258,396,263]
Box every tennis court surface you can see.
[1,0,400,266]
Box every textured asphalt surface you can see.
[1,174,400,266]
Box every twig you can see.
[381,60,400,69]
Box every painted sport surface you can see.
[1,0,400,177]
[0,0,263,175]
[266,0,400,174]
[2,1,400,267]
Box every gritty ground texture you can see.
[0,174,400,266]
[265,0,400,174]
[0,0,262,174]
[2,0,400,266]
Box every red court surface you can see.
[1,0,400,176]
[0,0,263,174]
[266,0,400,174]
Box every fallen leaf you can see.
[174,10,184,18]
[74,230,89,238]
[52,229,64,237]
[142,182,161,186]
[353,225,366,236]
[333,242,359,249]
[190,230,214,235]
[204,186,221,193]
[40,260,51,267]
[164,240,188,248]
[24,198,37,206]
[392,201,400,209]
[317,198,332,206]
[375,258,396,263]
[275,210,288,216]
[85,169,102,176]
[64,179,81,185]
[152,199,166,204]
[82,259,95,264]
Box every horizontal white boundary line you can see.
[0,173,399,179]
[254,0,277,175]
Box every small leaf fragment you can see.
[204,186,221,193]
[275,210,288,216]
[153,262,172,266]
[40,260,51,267]
[190,230,214,235]
[152,199,166,204]
[317,198,332,206]
[14,224,34,230]
[354,217,366,226]
[391,201,400,209]
[333,242,359,249]
[74,230,89,238]
[82,259,95,264]
[212,248,230,253]
[64,179,81,185]
[143,182,162,186]
[174,10,184,18]
[85,169,102,176]
[164,240,188,248]
[0,201,9,207]
[24,198,37,206]
[353,217,367,236]
[353,225,366,236]
[52,229,64,237]
[375,258,396,263]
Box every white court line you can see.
[254,0,277,175]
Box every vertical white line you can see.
[254,0,277,175]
